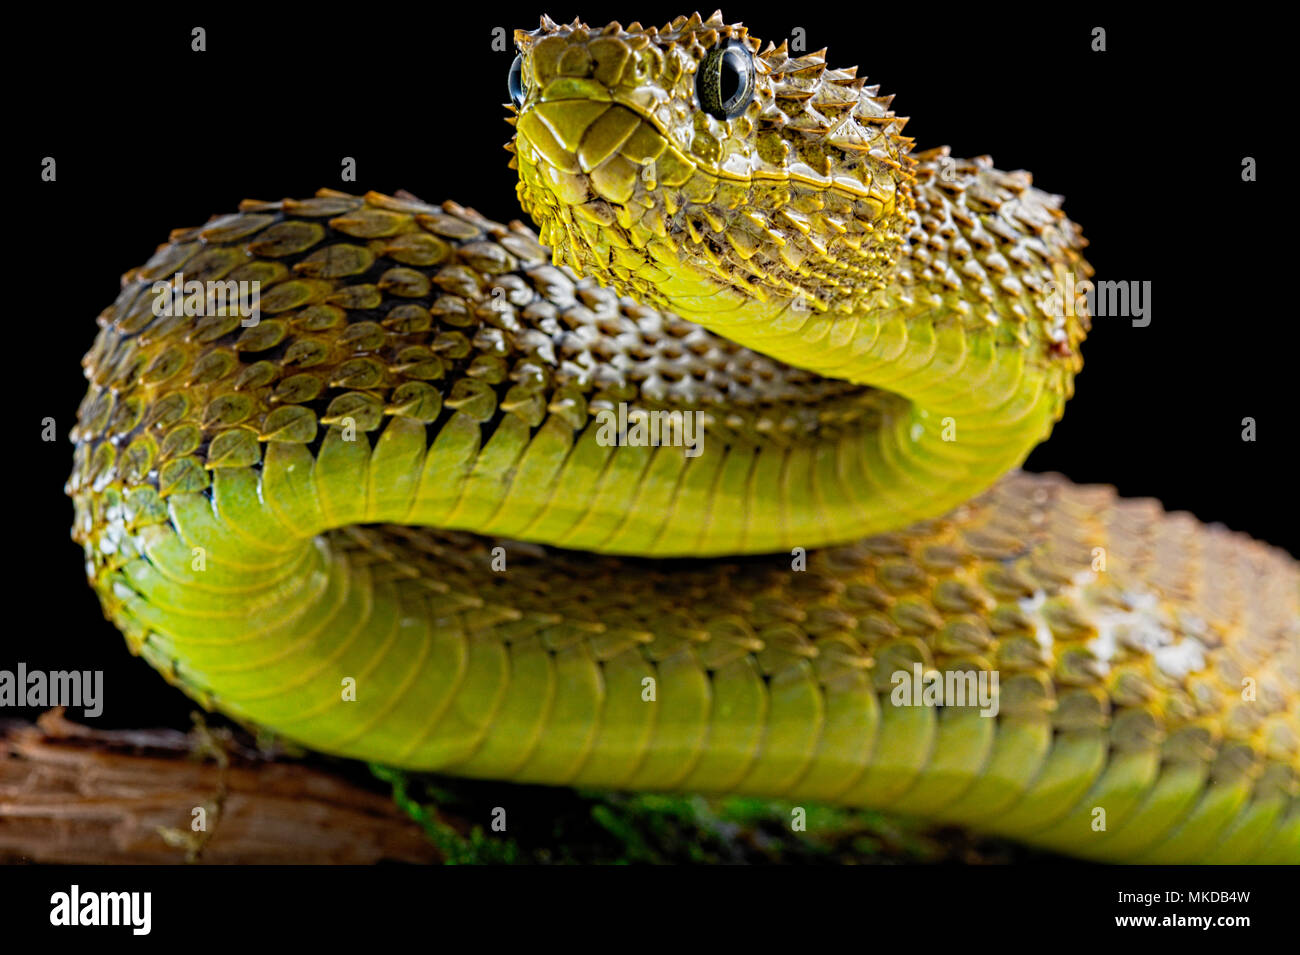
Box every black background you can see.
[10,5,1294,734]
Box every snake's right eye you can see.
[508,55,527,108]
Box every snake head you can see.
[507,11,916,324]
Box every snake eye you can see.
[508,54,527,108]
[696,40,754,120]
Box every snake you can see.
[66,12,1298,863]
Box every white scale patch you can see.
[1017,589,1054,651]
[1019,576,1210,680]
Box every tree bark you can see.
[0,710,438,864]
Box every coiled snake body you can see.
[68,13,1298,862]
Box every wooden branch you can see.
[0,710,439,864]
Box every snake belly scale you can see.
[67,12,1298,862]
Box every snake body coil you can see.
[68,13,1298,862]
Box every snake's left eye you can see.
[696,40,755,120]
[508,55,527,108]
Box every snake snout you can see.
[511,92,674,303]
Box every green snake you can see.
[67,12,1298,863]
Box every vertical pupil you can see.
[719,50,742,104]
